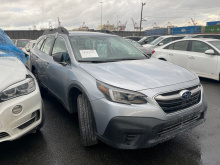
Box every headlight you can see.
[0,76,36,103]
[97,81,147,105]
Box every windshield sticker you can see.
[79,50,99,58]
[97,44,107,58]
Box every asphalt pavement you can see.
[0,78,219,165]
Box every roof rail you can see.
[42,27,69,35]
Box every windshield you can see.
[17,40,29,47]
[138,37,147,42]
[209,41,220,50]
[69,35,147,62]
[149,36,164,45]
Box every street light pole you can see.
[100,2,103,30]
[139,2,146,35]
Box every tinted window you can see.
[173,41,188,51]
[173,37,184,41]
[160,38,172,45]
[52,37,70,63]
[37,39,45,49]
[193,35,204,38]
[42,37,54,55]
[164,43,174,50]
[191,41,212,53]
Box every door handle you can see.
[169,53,173,56]
[189,56,195,59]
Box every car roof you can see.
[161,35,186,38]
[68,31,116,37]
[182,38,220,42]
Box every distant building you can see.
[98,21,116,31]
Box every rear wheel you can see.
[77,94,98,146]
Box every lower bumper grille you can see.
[158,114,201,136]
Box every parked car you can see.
[151,38,220,81]
[123,36,143,41]
[138,35,160,45]
[31,27,207,149]
[22,40,37,70]
[0,56,44,143]
[125,38,150,55]
[192,34,220,40]
[14,39,31,50]
[11,39,16,44]
[143,35,186,55]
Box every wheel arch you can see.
[67,81,92,114]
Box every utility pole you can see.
[100,2,103,30]
[139,2,146,35]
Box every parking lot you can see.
[0,77,219,165]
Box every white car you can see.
[151,38,220,81]
[0,56,44,142]
[142,35,185,55]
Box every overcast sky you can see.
[0,0,220,31]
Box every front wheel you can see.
[77,94,98,146]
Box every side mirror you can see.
[53,53,63,63]
[159,43,164,46]
[26,47,30,52]
[205,49,215,55]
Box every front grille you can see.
[158,114,201,136]
[155,85,201,113]
[0,132,9,139]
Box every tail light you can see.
[152,50,155,54]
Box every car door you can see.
[187,40,218,78]
[46,36,71,102]
[37,36,55,87]
[164,40,190,68]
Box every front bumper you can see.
[0,83,43,142]
[99,104,207,149]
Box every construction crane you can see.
[191,18,197,26]
[188,22,193,26]
[58,17,61,27]
[153,22,159,29]
[131,18,141,31]
[118,21,127,31]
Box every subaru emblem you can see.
[180,90,191,99]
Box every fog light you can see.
[12,105,23,114]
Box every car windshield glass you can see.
[150,36,164,45]
[69,35,147,62]
[208,41,220,50]
[138,37,147,42]
[17,40,29,47]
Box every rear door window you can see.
[173,41,189,51]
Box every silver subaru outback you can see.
[31,28,207,149]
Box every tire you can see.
[37,100,45,130]
[77,94,98,146]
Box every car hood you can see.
[0,57,27,92]
[79,59,197,91]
